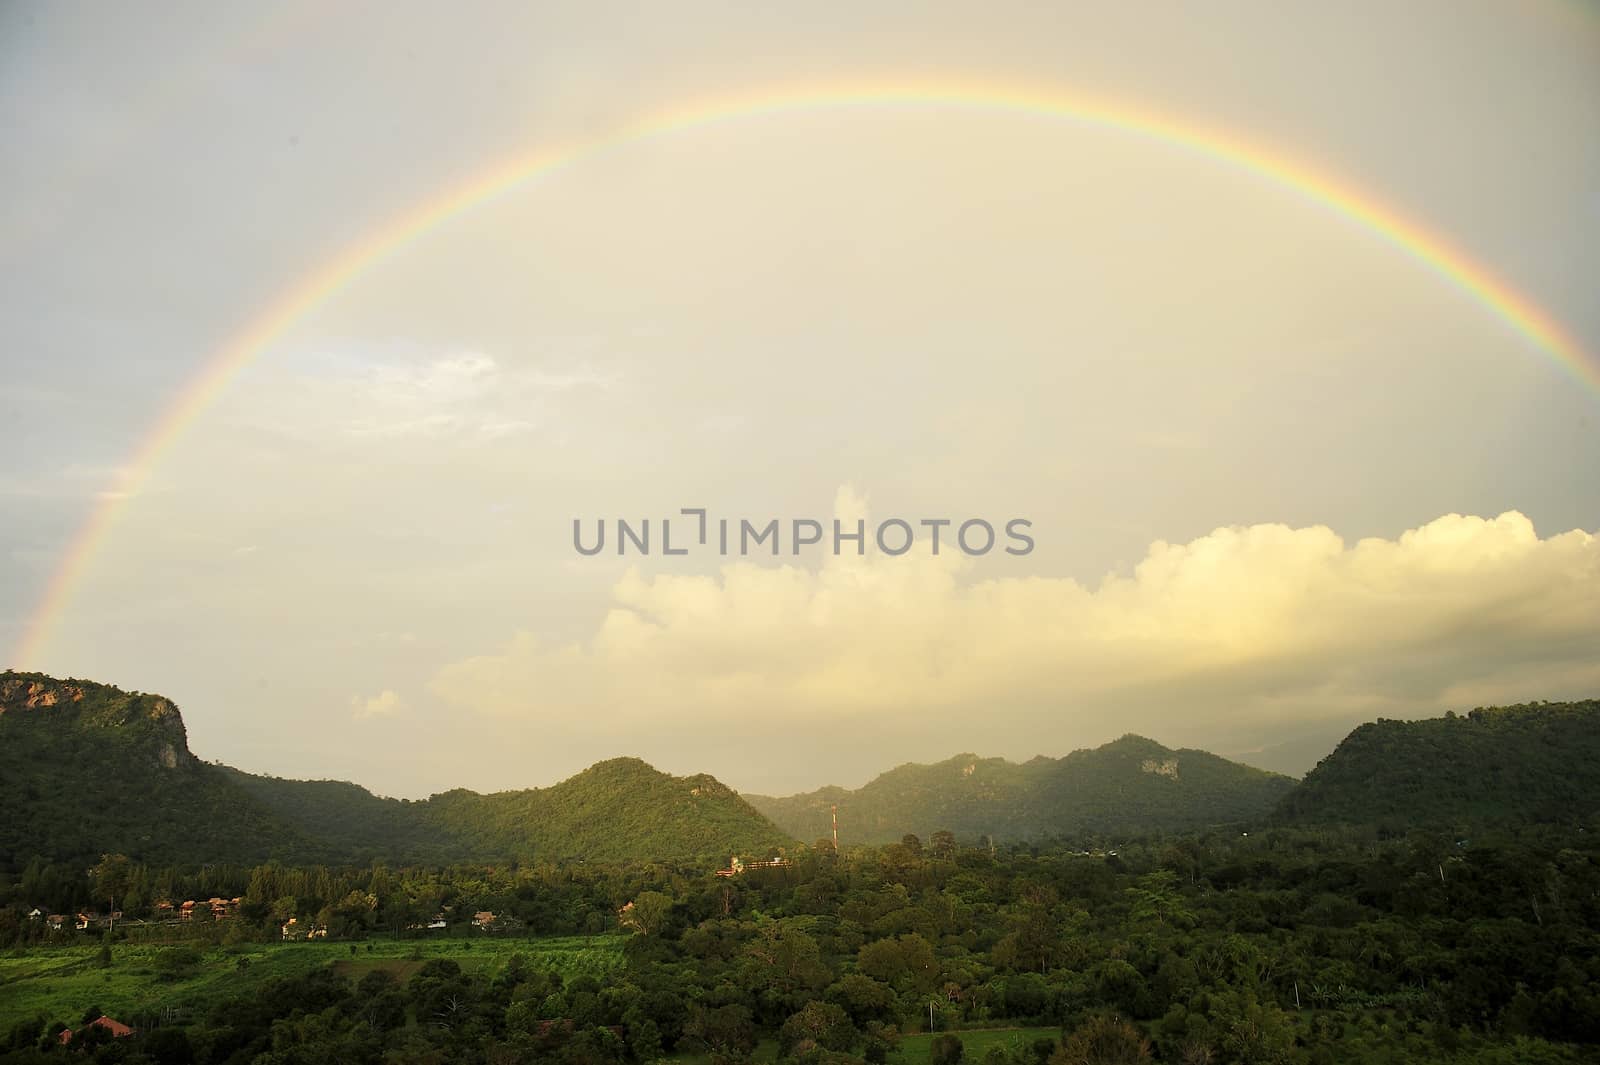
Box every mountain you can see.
[1277,699,1600,828]
[0,671,789,870]
[216,768,460,864]
[422,759,788,864]
[226,758,788,865]
[0,672,327,868]
[745,735,1297,845]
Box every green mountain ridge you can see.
[9,670,1599,869]
[1276,698,1600,828]
[0,671,787,870]
[744,734,1299,844]
[0,672,329,869]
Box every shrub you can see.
[931,1032,965,1065]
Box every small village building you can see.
[715,855,790,877]
[59,1016,134,1045]
[208,896,242,920]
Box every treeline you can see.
[2,823,1598,1063]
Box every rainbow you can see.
[13,80,1597,669]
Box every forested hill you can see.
[0,671,789,870]
[421,759,789,864]
[1277,699,1600,828]
[0,672,327,868]
[744,735,1297,845]
[225,758,789,866]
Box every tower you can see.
[831,804,838,849]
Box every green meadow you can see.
[0,935,622,1031]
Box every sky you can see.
[2,2,1598,797]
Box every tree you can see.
[143,1026,196,1065]
[684,1003,756,1058]
[930,831,958,860]
[779,1001,860,1055]
[931,1033,965,1065]
[1211,991,1294,1065]
[1125,871,1195,930]
[1053,1014,1151,1064]
[620,890,674,936]
[859,934,939,994]
[629,1017,663,1061]
[825,974,897,1025]
[90,854,131,932]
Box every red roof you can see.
[60,1016,134,1043]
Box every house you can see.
[59,1016,134,1044]
[179,900,197,921]
[46,914,66,931]
[715,854,790,877]
[284,918,330,940]
[26,908,42,922]
[72,911,123,931]
[408,913,448,931]
[472,911,496,928]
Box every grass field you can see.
[0,935,623,1030]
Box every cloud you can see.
[243,350,618,444]
[350,689,403,720]
[429,503,1600,756]
[0,463,141,502]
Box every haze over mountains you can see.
[4,670,1597,872]
[744,739,1297,845]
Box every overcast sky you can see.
[3,2,1598,797]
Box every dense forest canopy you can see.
[1,822,1596,1063]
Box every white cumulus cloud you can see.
[350,689,403,720]
[428,504,1600,764]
